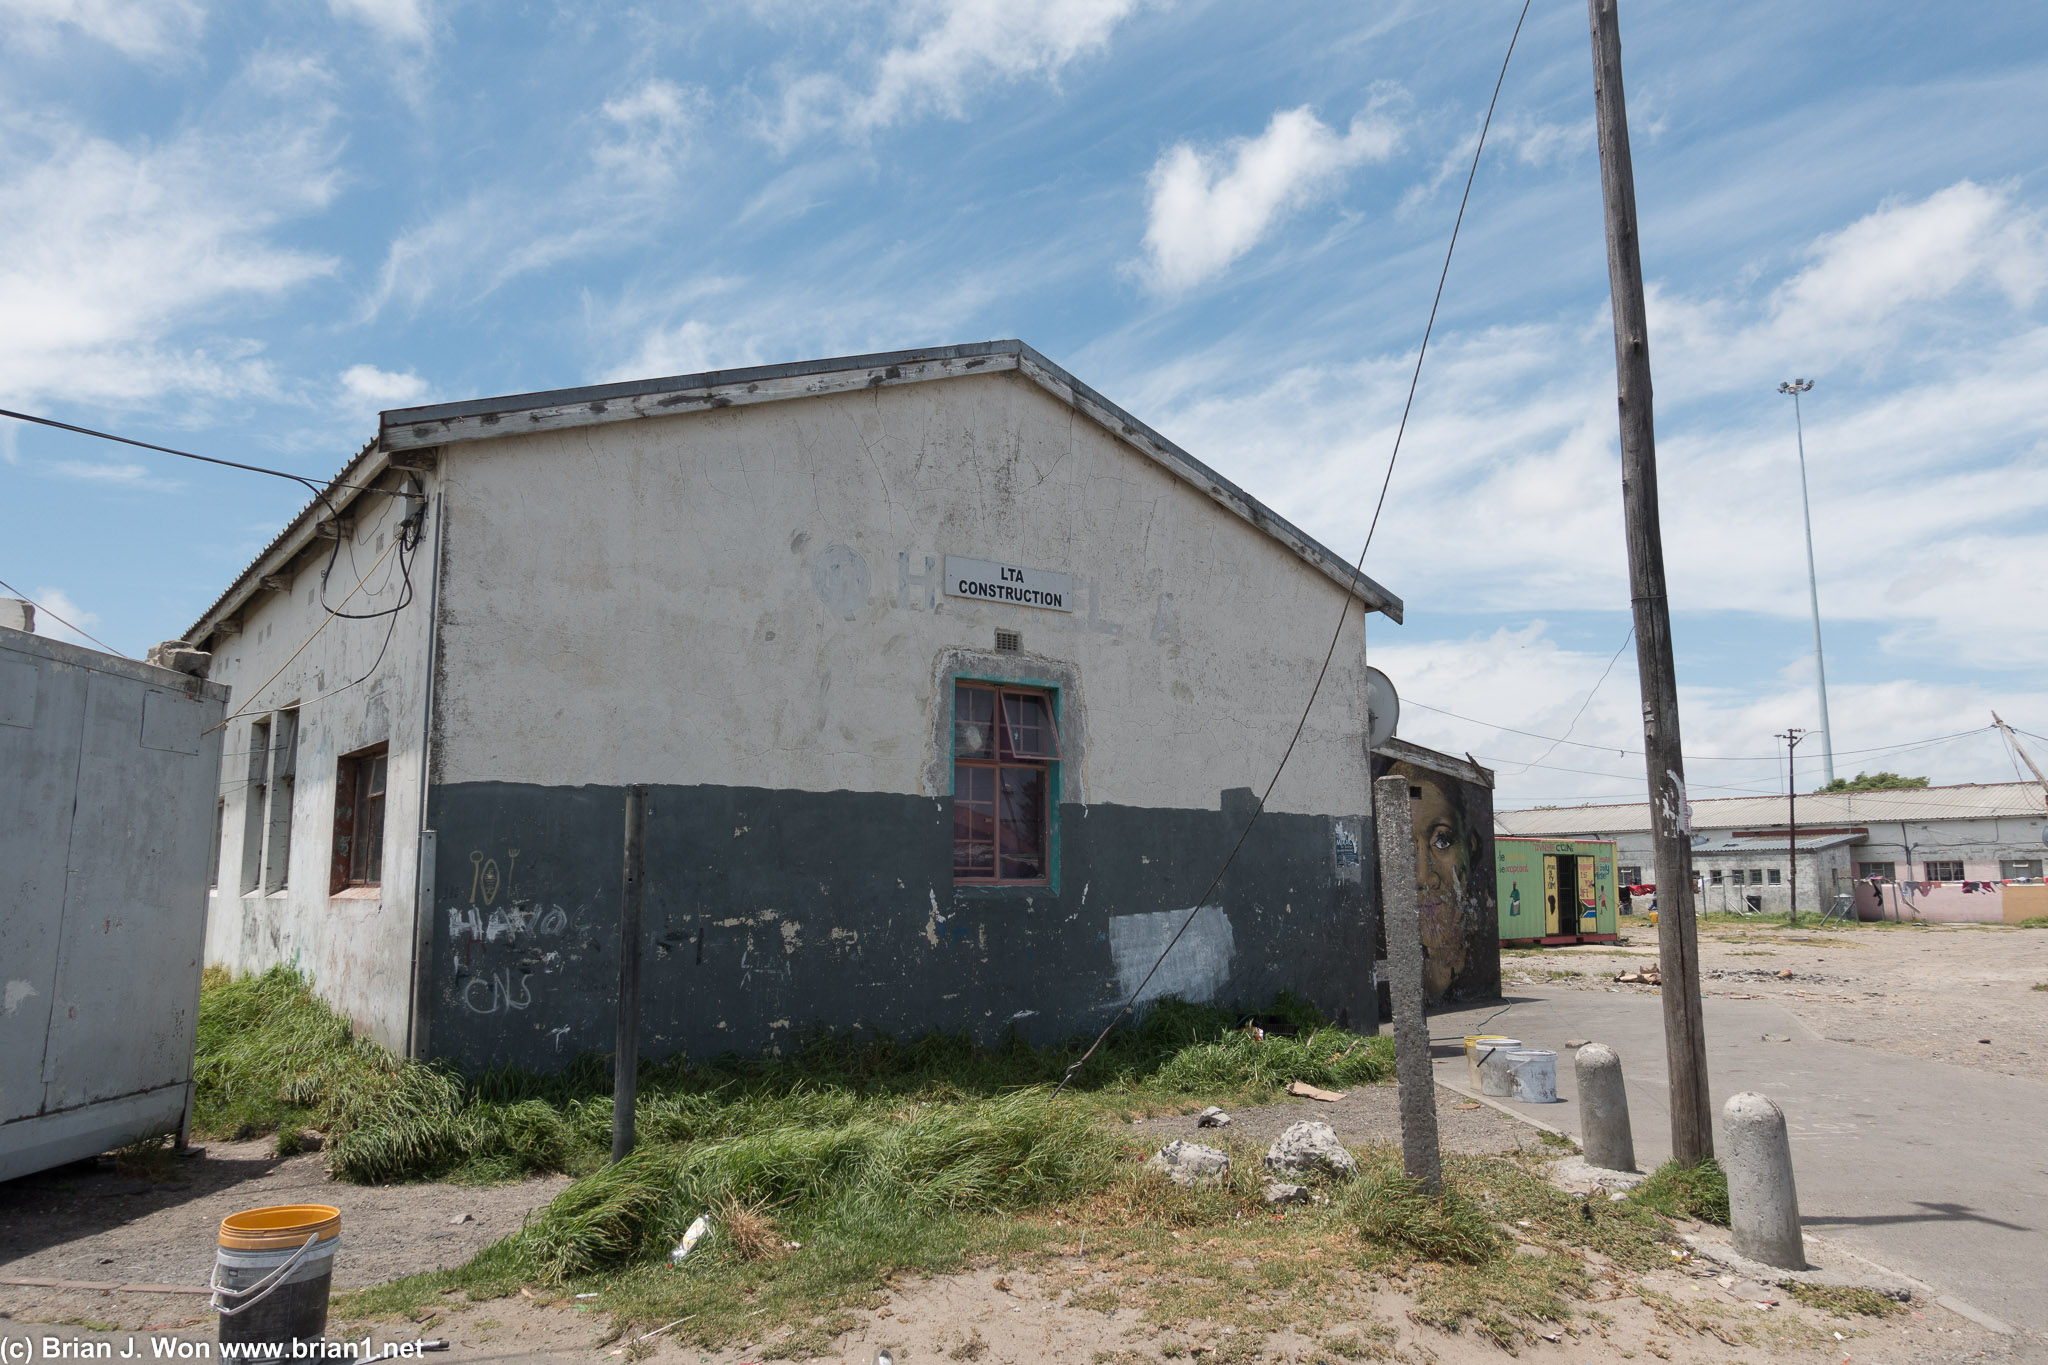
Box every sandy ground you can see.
[4,1225,2027,1365]
[1506,919,2048,1084]
[0,1139,569,1331]
[1125,1074,1556,1157]
[5,1087,2034,1363]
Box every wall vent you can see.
[994,630,1022,653]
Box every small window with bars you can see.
[952,681,1058,884]
[1858,861,1896,882]
[1923,860,1963,882]
[1999,858,2043,880]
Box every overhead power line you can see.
[0,577,130,658]
[0,407,398,500]
[1052,0,1537,1096]
[1404,697,1995,766]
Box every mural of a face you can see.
[1390,761,1467,998]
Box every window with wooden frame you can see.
[1923,859,1963,882]
[952,681,1059,884]
[331,743,389,893]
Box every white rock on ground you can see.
[1195,1106,1232,1128]
[1263,1120,1358,1180]
[1145,1139,1231,1187]
[1261,1181,1310,1206]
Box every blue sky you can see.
[4,0,2045,808]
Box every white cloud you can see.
[42,459,181,490]
[362,78,701,319]
[1373,624,2039,810]
[327,0,429,45]
[23,586,108,651]
[0,0,204,60]
[1140,105,1401,293]
[340,363,429,409]
[764,0,1151,145]
[0,94,340,406]
[1141,181,2048,668]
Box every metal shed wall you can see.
[0,628,227,1181]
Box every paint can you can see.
[212,1204,341,1348]
[1507,1050,1559,1104]
[1463,1036,1519,1089]
[1476,1039,1523,1096]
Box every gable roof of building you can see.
[380,340,1401,620]
[188,341,1402,647]
[1494,781,2047,838]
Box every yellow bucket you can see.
[214,1205,342,1348]
[218,1204,341,1251]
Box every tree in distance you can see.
[1815,772,1930,794]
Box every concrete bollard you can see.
[1723,1091,1805,1269]
[1575,1044,1636,1172]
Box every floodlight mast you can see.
[1778,378,1835,785]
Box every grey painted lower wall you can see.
[422,781,1377,1073]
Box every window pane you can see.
[953,764,995,877]
[954,685,995,758]
[999,692,1057,759]
[997,766,1046,881]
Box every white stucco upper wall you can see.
[431,370,1375,815]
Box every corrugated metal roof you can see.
[1691,833,1862,854]
[182,435,380,642]
[1495,782,2047,836]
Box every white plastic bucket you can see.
[1463,1036,1519,1089]
[1477,1040,1522,1096]
[1508,1050,1558,1103]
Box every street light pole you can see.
[1778,379,1835,785]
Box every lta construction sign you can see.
[944,556,1075,612]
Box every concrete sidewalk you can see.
[1429,988,2048,1337]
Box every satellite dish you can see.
[1365,667,1399,749]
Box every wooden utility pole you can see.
[1992,713,2048,814]
[1587,0,1713,1165]
[612,783,649,1164]
[1778,730,1805,924]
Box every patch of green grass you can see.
[195,967,1390,1181]
[1340,1152,1503,1265]
[1628,1158,1730,1226]
[2019,916,2048,929]
[1785,1283,1906,1318]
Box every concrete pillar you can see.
[1574,1043,1636,1172]
[1374,773,1441,1191]
[1724,1091,1805,1269]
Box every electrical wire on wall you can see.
[1051,0,1536,1097]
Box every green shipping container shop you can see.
[1496,837,1619,945]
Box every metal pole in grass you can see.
[1374,774,1441,1191]
[613,783,649,1164]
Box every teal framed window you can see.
[952,680,1059,884]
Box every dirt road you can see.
[1504,919,2048,1082]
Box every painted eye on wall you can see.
[1430,827,1455,852]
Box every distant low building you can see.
[1495,783,2048,923]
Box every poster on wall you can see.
[1372,748,1500,1004]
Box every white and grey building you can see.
[181,341,1500,1073]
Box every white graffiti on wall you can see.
[462,967,534,1015]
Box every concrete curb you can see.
[1682,1230,2017,1336]
[1433,1081,2024,1339]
